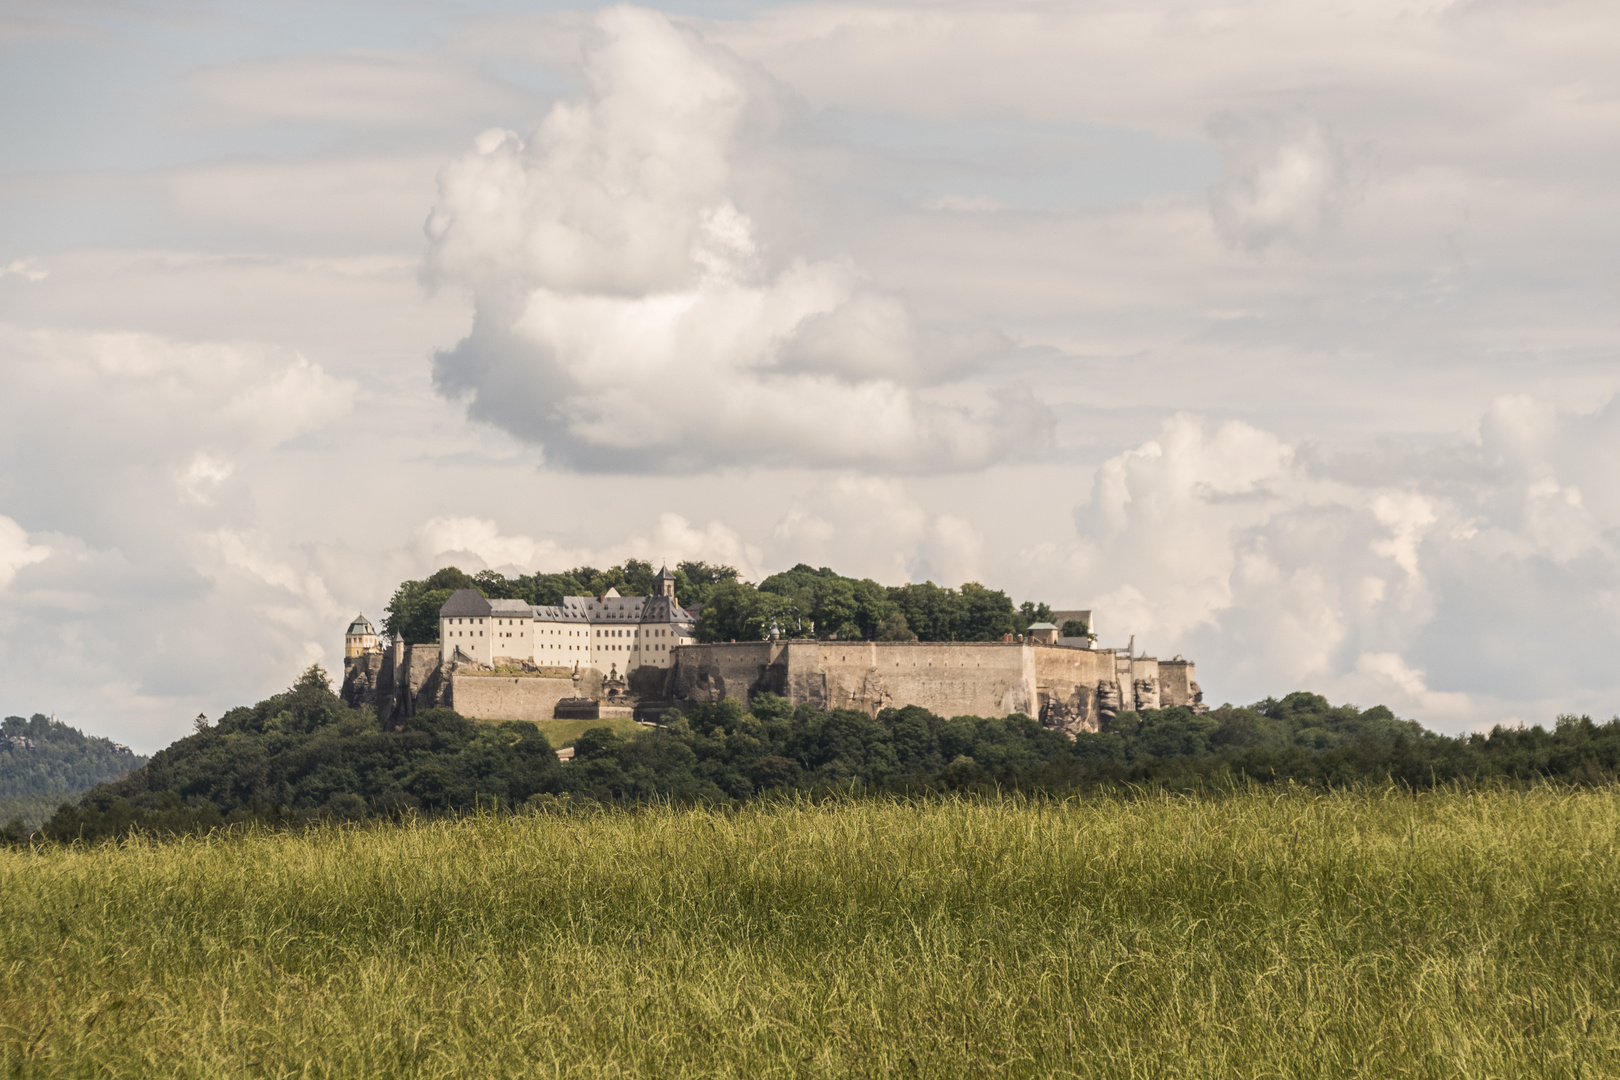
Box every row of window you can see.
[442,633,684,649]
[443,622,688,640]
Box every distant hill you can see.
[1,714,149,825]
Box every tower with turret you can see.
[345,613,379,659]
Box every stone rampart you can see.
[340,636,1204,736]
[664,640,1201,736]
[816,641,1037,718]
[451,672,577,723]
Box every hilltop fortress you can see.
[341,571,1204,737]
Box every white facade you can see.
[437,577,696,675]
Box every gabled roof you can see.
[1027,622,1059,631]
[439,589,492,618]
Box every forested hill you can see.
[382,560,1069,646]
[21,666,1620,845]
[1,713,148,798]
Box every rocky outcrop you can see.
[341,641,451,728]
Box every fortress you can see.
[341,573,1204,737]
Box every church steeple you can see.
[653,564,677,599]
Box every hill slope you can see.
[1,712,150,830]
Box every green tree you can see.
[887,582,964,641]
[959,583,1017,641]
[675,561,739,607]
[875,610,916,641]
[510,572,591,607]
[1060,619,1092,639]
[473,569,514,599]
[811,578,861,639]
[619,559,656,597]
[695,580,763,642]
[385,567,480,643]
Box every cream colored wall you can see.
[440,615,493,665]
[591,623,636,673]
[531,619,593,666]
[488,614,535,663]
[630,622,689,671]
[440,606,693,675]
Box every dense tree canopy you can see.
[385,560,1054,647]
[17,671,1620,847]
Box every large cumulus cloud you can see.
[425,6,1045,473]
[1031,395,1620,729]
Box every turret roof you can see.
[346,613,376,636]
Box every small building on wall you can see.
[344,614,380,658]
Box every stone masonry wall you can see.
[341,637,1203,734]
[816,642,1036,719]
[666,641,1201,737]
[451,673,577,723]
[668,641,1170,735]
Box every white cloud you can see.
[415,511,765,581]
[0,516,50,588]
[1028,395,1620,730]
[1209,114,1346,249]
[0,258,47,282]
[427,5,1045,473]
[766,475,985,585]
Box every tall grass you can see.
[3,785,1618,1078]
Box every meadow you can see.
[3,786,1617,1078]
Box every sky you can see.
[2,0,1617,751]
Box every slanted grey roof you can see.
[1027,622,1059,631]
[641,594,694,625]
[531,604,589,623]
[488,599,535,618]
[544,593,696,626]
[439,589,492,618]
[346,613,376,636]
[654,565,676,581]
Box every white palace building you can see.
[435,565,696,674]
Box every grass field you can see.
[509,715,646,748]
[464,714,646,748]
[3,786,1618,1078]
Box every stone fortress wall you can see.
[666,640,1200,736]
[340,592,1203,738]
[343,635,1202,738]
